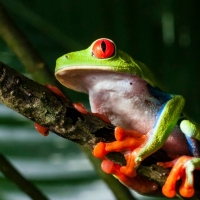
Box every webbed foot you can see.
[158,156,200,198]
[93,126,147,177]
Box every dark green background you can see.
[0,0,199,199]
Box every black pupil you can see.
[101,41,106,52]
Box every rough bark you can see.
[0,61,169,181]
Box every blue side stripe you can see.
[185,135,200,157]
[147,84,172,104]
[153,102,167,129]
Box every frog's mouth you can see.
[55,66,130,93]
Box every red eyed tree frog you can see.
[36,38,200,198]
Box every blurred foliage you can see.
[0,0,200,199]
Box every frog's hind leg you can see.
[158,156,200,198]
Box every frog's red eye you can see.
[92,39,115,59]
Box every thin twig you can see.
[0,153,48,200]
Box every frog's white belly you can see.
[87,73,161,134]
[90,93,160,134]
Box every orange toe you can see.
[115,126,143,141]
[115,127,126,141]
[101,159,115,174]
[73,102,88,114]
[120,153,137,177]
[180,185,194,198]
[45,84,66,98]
[179,171,194,198]
[93,142,107,158]
[34,123,49,136]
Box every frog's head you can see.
[55,38,151,92]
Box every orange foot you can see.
[158,156,200,198]
[93,126,147,177]
[101,159,158,194]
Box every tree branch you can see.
[1,61,200,200]
[0,61,168,184]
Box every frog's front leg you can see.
[94,95,185,174]
[121,95,185,176]
[93,95,185,193]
